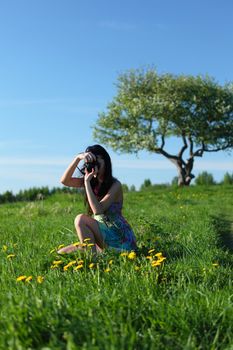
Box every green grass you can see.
[1,186,233,350]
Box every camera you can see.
[79,160,99,175]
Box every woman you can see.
[58,144,137,254]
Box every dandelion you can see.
[57,244,65,250]
[74,264,83,270]
[7,254,15,259]
[50,249,56,254]
[87,243,95,247]
[51,265,58,269]
[157,257,166,263]
[84,238,91,242]
[2,245,8,252]
[72,242,80,247]
[77,259,84,264]
[212,263,219,267]
[146,256,153,260]
[37,276,44,284]
[135,266,140,271]
[25,276,33,282]
[52,260,63,265]
[16,275,27,282]
[104,268,111,273]
[148,249,155,254]
[120,252,128,257]
[63,261,76,270]
[108,260,113,265]
[128,252,136,260]
[89,263,95,268]
[151,261,161,267]
[154,252,163,258]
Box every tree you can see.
[140,178,152,191]
[222,172,233,185]
[93,68,233,186]
[195,171,216,186]
[171,176,179,186]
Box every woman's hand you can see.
[84,168,95,183]
[81,152,96,163]
[84,165,98,184]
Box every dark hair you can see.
[84,144,116,214]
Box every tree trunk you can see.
[174,158,195,186]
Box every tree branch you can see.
[188,136,194,157]
[178,134,188,158]
[193,142,205,157]
[203,142,231,152]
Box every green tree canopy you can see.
[93,68,233,186]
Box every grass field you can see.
[1,185,233,350]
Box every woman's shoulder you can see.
[112,178,122,189]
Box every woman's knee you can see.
[74,213,88,227]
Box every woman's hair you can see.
[84,144,116,214]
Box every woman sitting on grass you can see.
[58,144,137,254]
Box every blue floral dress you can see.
[93,201,137,251]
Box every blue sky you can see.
[0,0,233,193]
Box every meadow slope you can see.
[0,185,233,350]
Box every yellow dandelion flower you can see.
[57,244,65,250]
[83,238,91,242]
[16,275,27,282]
[135,266,140,271]
[151,262,161,267]
[63,261,76,271]
[128,252,136,260]
[77,259,84,264]
[2,245,8,252]
[157,257,166,263]
[7,254,15,259]
[81,243,87,247]
[37,276,44,284]
[87,243,95,247]
[212,263,219,267]
[152,259,161,266]
[51,265,58,269]
[72,242,80,247]
[108,260,113,265]
[148,249,155,254]
[104,268,111,273]
[50,249,56,254]
[25,276,33,282]
[146,256,153,260]
[120,252,128,257]
[89,263,95,268]
[154,252,163,258]
[52,260,63,265]
[74,264,83,270]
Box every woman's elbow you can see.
[93,205,104,215]
[60,178,67,186]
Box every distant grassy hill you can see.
[0,186,233,349]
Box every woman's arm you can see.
[85,175,122,215]
[60,154,84,187]
[61,152,96,188]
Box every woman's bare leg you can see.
[74,214,105,251]
[57,214,105,254]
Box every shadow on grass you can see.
[211,214,233,252]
